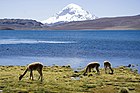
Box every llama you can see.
[19,62,43,81]
[83,62,100,75]
[104,61,114,74]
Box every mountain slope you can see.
[0,19,43,30]
[46,15,140,30]
[42,3,96,25]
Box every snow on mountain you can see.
[42,3,97,25]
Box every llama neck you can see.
[22,68,28,76]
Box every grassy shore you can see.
[0,65,140,93]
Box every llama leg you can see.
[40,70,43,82]
[30,70,34,80]
[37,69,43,81]
[104,66,107,74]
[96,66,100,74]
[109,66,114,74]
[30,70,32,80]
[37,69,40,80]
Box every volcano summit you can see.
[42,3,97,25]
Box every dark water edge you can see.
[0,56,139,73]
[0,30,140,73]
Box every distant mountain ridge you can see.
[0,14,140,30]
[42,3,96,25]
[0,19,43,30]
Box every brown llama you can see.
[83,62,100,75]
[104,61,114,74]
[19,62,43,81]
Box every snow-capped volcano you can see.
[42,3,97,25]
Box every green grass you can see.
[0,65,140,93]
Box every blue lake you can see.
[0,30,140,72]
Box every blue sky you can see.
[0,0,140,21]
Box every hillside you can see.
[46,15,140,30]
[0,19,43,30]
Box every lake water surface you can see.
[0,30,140,72]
